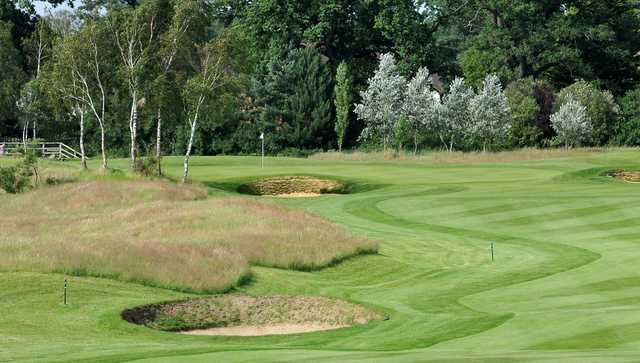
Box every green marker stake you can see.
[491,243,494,262]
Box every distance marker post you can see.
[491,243,494,262]
[63,279,68,305]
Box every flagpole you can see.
[260,132,264,169]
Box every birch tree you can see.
[181,35,239,183]
[153,0,200,175]
[108,2,160,168]
[354,53,406,151]
[72,22,110,170]
[48,21,110,169]
[20,20,54,141]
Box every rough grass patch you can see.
[0,180,377,293]
[310,148,613,164]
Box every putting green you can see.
[3,150,640,362]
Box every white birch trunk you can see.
[99,123,107,170]
[129,90,138,168]
[156,107,162,175]
[182,96,203,184]
[79,107,87,170]
[182,116,197,184]
[22,121,29,150]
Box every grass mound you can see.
[238,176,349,196]
[122,294,380,333]
[0,180,377,293]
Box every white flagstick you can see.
[260,132,264,169]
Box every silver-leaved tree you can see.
[402,67,440,154]
[469,74,511,151]
[551,95,593,148]
[355,53,406,151]
[439,77,474,151]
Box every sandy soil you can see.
[609,171,640,183]
[272,192,323,198]
[180,323,347,336]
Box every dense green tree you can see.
[615,88,640,146]
[458,0,640,93]
[504,78,557,147]
[0,21,27,137]
[252,46,333,152]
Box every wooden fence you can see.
[0,142,82,160]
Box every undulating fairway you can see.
[4,149,640,362]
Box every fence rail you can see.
[0,142,83,160]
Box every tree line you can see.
[0,0,639,176]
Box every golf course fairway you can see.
[3,149,640,362]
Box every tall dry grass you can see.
[0,180,376,293]
[310,148,620,164]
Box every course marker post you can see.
[491,243,494,262]
[63,279,68,305]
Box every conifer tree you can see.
[334,61,352,152]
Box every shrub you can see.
[551,95,592,148]
[0,150,38,194]
[133,154,159,177]
[556,80,620,145]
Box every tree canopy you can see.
[0,0,639,161]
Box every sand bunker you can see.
[605,170,640,183]
[181,323,347,336]
[238,176,349,197]
[122,294,379,337]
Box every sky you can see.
[33,1,79,16]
